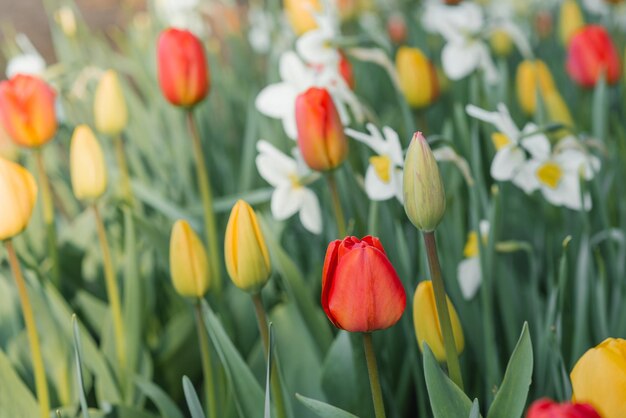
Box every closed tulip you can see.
[544,90,574,128]
[559,0,584,45]
[526,399,601,418]
[94,70,128,136]
[396,47,439,109]
[157,28,210,107]
[295,87,348,171]
[70,125,107,201]
[413,280,464,361]
[0,158,37,241]
[516,60,557,115]
[338,52,355,90]
[571,338,626,418]
[566,25,621,87]
[170,220,210,298]
[225,200,271,292]
[0,74,56,148]
[403,132,446,232]
[321,236,406,332]
[284,0,321,35]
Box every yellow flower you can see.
[0,158,37,241]
[224,200,271,292]
[94,70,128,136]
[284,0,321,35]
[169,220,210,298]
[396,47,439,109]
[70,125,107,201]
[559,0,584,45]
[516,60,557,115]
[413,280,464,362]
[544,90,574,128]
[571,338,626,418]
[54,6,77,37]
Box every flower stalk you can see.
[34,150,59,284]
[195,300,217,418]
[114,136,134,206]
[326,173,346,237]
[363,333,386,418]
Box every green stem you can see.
[35,150,59,284]
[326,172,346,237]
[363,333,386,418]
[186,110,221,294]
[114,135,134,206]
[423,232,464,390]
[252,294,288,418]
[5,240,50,418]
[195,301,217,418]
[92,204,127,378]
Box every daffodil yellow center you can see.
[491,132,511,151]
[536,162,562,189]
[463,232,479,258]
[370,155,392,183]
[288,173,302,189]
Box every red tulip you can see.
[338,52,355,90]
[295,87,348,171]
[566,25,621,87]
[157,28,210,107]
[0,74,56,148]
[526,399,601,418]
[321,236,406,332]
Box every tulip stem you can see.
[195,301,217,418]
[114,135,134,206]
[34,150,60,285]
[92,204,127,379]
[252,293,288,418]
[423,231,464,390]
[5,240,50,418]
[363,333,386,418]
[186,111,221,294]
[326,173,346,237]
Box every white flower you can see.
[155,0,207,37]
[248,6,274,54]
[255,140,322,234]
[457,220,490,300]
[5,34,46,78]
[345,124,404,202]
[295,5,340,66]
[582,0,626,31]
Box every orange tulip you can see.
[157,28,210,107]
[321,236,406,332]
[566,25,621,87]
[0,74,56,148]
[295,87,348,171]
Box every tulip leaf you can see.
[0,349,39,418]
[423,344,476,418]
[72,315,91,418]
[264,323,273,418]
[295,394,359,418]
[487,322,533,418]
[183,375,206,418]
[469,399,481,418]
[135,376,185,418]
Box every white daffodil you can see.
[295,3,340,66]
[155,0,207,37]
[582,0,626,31]
[5,34,46,78]
[255,140,322,234]
[345,124,404,202]
[457,220,490,300]
[248,6,274,54]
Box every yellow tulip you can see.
[490,29,513,57]
[571,338,626,418]
[54,6,77,37]
[413,280,464,362]
[70,125,107,201]
[284,0,321,35]
[396,46,439,109]
[94,70,128,136]
[516,60,557,115]
[559,0,584,45]
[0,158,37,241]
[170,220,210,298]
[544,90,574,128]
[225,200,271,292]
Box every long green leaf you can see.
[72,315,91,418]
[183,376,206,418]
[0,350,39,418]
[295,394,359,418]
[135,376,185,418]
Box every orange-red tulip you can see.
[157,28,210,107]
[526,399,601,418]
[566,25,621,87]
[321,236,406,332]
[295,87,348,171]
[338,52,355,90]
[0,74,56,148]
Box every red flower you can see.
[0,74,57,148]
[321,236,406,332]
[527,399,602,418]
[566,25,620,87]
[295,87,348,171]
[338,52,355,90]
[157,28,210,107]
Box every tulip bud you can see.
[396,47,439,109]
[566,25,621,87]
[526,399,601,418]
[321,236,406,332]
[543,90,574,128]
[516,59,557,115]
[571,338,626,418]
[490,29,513,57]
[94,70,128,136]
[54,6,77,37]
[169,220,210,297]
[295,87,348,171]
[284,0,321,35]
[0,158,37,241]
[224,200,271,292]
[559,0,584,45]
[338,52,355,90]
[70,125,107,201]
[0,74,57,148]
[403,132,446,232]
[157,28,210,107]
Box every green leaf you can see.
[183,376,206,418]
[135,376,185,418]
[73,315,91,418]
[264,323,273,418]
[0,349,39,418]
[487,322,533,418]
[295,394,359,418]
[469,399,481,418]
